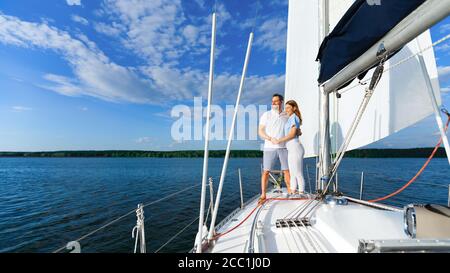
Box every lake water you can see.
[0,157,449,253]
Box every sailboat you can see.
[193,0,450,253]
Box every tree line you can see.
[0,148,447,158]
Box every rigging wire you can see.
[323,33,450,198]
[155,190,242,253]
[338,33,450,96]
[52,182,202,253]
[155,216,200,253]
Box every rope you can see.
[131,204,146,253]
[323,60,386,195]
[53,182,201,253]
[368,112,450,203]
[339,33,450,95]
[345,196,403,212]
[213,203,260,240]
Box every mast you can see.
[318,0,332,192]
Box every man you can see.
[258,93,292,202]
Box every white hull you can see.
[206,187,449,253]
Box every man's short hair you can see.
[273,93,284,102]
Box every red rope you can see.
[213,197,311,240]
[369,115,450,203]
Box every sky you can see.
[0,0,449,152]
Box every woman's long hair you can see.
[285,100,303,125]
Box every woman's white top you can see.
[284,115,301,143]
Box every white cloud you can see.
[440,23,450,34]
[193,0,205,9]
[96,0,231,65]
[94,22,123,36]
[438,66,450,82]
[98,0,185,65]
[441,86,450,93]
[214,3,232,26]
[135,136,153,143]
[0,14,154,104]
[254,17,287,64]
[0,11,285,106]
[12,106,32,112]
[256,18,287,53]
[66,0,81,6]
[435,43,450,53]
[141,65,285,105]
[40,74,84,97]
[182,25,199,44]
[71,15,88,25]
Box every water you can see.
[0,157,448,253]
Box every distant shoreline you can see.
[0,148,447,158]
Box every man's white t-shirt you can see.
[259,110,288,149]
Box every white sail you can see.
[284,0,321,158]
[285,0,442,157]
[328,0,355,30]
[329,31,441,153]
[285,0,354,158]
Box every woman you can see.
[271,100,306,194]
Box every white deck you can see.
[209,188,408,253]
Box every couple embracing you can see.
[258,94,305,203]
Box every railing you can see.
[54,166,257,254]
[53,163,449,253]
[328,168,450,208]
[53,183,202,253]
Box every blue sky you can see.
[0,0,449,151]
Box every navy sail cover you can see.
[316,0,426,88]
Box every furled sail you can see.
[285,0,442,157]
[317,0,427,86]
